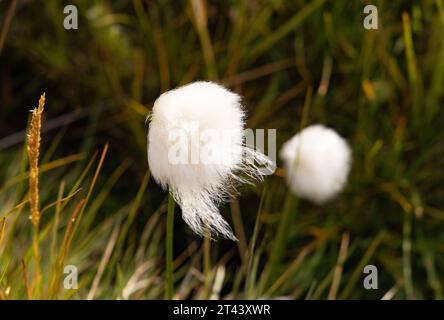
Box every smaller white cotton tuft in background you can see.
[279,124,351,204]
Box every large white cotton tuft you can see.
[147,81,270,240]
[279,124,351,204]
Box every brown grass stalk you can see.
[27,92,45,297]
[22,260,31,300]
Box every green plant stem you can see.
[403,210,414,299]
[165,193,175,300]
[267,192,298,286]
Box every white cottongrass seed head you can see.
[279,124,351,204]
[147,81,270,241]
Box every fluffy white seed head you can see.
[279,124,351,204]
[147,81,270,240]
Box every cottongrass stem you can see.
[147,81,271,241]
[27,92,45,297]
[279,124,351,204]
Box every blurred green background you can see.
[0,0,443,299]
